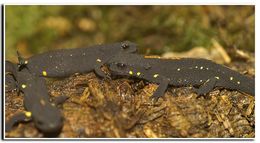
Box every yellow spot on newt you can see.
[177,68,181,71]
[200,66,203,69]
[42,71,47,76]
[195,66,198,69]
[96,59,102,63]
[25,111,32,117]
[21,84,27,89]
[206,68,209,70]
[237,81,240,84]
[137,72,141,76]
[215,76,220,80]
[153,74,159,78]
[129,71,133,75]
[230,77,233,80]
[200,80,203,82]
[24,60,28,64]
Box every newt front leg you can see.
[5,111,32,132]
[150,77,170,101]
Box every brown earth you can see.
[5,59,255,138]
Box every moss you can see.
[5,6,254,59]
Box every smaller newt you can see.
[5,61,65,136]
[107,53,255,99]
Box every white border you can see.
[2,2,257,143]
[3,3,6,140]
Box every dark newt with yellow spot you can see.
[5,61,66,136]
[107,53,255,99]
[17,41,137,78]
[5,41,136,136]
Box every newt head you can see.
[108,62,130,76]
[107,53,151,78]
[120,41,137,53]
[108,61,147,79]
[31,102,63,135]
[100,41,137,57]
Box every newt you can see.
[17,41,137,78]
[5,41,136,136]
[5,61,65,136]
[107,53,255,100]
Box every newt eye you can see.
[121,42,129,49]
[116,63,126,68]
